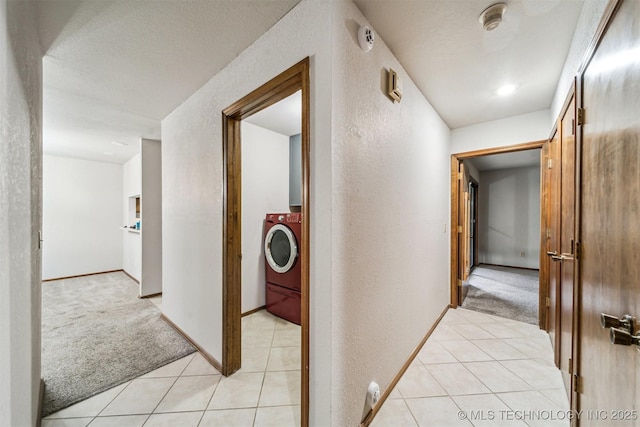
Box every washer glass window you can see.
[265,224,298,273]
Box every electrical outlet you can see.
[520,251,525,257]
[367,382,380,408]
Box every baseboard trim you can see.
[140,292,162,299]
[360,304,450,426]
[242,305,266,317]
[37,378,45,426]
[481,263,539,272]
[121,270,140,284]
[160,313,223,373]
[42,269,122,282]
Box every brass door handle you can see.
[610,328,640,348]
[601,313,635,333]
[601,313,639,350]
[546,251,557,256]
[551,255,564,262]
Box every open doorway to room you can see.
[451,141,545,327]
[222,58,310,426]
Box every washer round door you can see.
[264,223,298,273]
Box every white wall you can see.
[241,122,290,313]
[141,139,162,296]
[331,2,451,423]
[161,1,334,423]
[0,0,42,424]
[451,109,551,154]
[42,156,123,280]
[479,166,541,269]
[122,154,142,281]
[550,0,609,124]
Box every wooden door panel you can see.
[458,163,471,304]
[559,96,576,395]
[577,0,640,423]
[548,127,561,367]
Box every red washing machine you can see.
[264,213,302,324]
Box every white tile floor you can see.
[43,304,566,427]
[43,309,301,427]
[371,308,569,427]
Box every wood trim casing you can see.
[360,305,450,426]
[222,57,310,427]
[139,292,162,299]
[42,269,123,282]
[450,140,546,309]
[160,313,223,372]
[241,306,266,317]
[121,269,140,284]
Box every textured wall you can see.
[550,0,609,124]
[122,154,142,281]
[161,0,334,423]
[451,109,551,154]
[331,2,451,424]
[141,139,162,296]
[479,166,541,269]
[241,122,290,313]
[0,0,43,425]
[42,155,123,280]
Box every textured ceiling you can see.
[39,0,300,163]
[354,0,585,129]
[40,0,587,164]
[245,91,302,137]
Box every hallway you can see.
[371,308,567,427]
[42,306,565,426]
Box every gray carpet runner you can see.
[41,271,196,417]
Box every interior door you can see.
[547,126,561,367]
[576,0,639,422]
[558,94,576,396]
[458,162,471,304]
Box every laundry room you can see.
[241,90,302,320]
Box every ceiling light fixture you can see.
[497,84,517,96]
[111,141,127,147]
[479,3,507,31]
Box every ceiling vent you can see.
[478,3,507,31]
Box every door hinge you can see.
[546,228,552,239]
[575,241,581,260]
[545,297,550,307]
[458,226,463,233]
[568,358,573,375]
[573,374,583,394]
[458,171,463,179]
[577,108,585,126]
[547,158,553,169]
[457,279,462,288]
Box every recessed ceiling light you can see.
[111,141,127,147]
[497,84,517,96]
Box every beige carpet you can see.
[41,271,195,417]
[461,264,539,325]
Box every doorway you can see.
[451,140,546,328]
[222,58,310,426]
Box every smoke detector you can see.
[358,25,375,52]
[478,3,507,31]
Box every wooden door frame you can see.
[469,177,479,270]
[222,57,310,426]
[450,141,545,324]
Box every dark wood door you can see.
[559,94,576,396]
[547,126,562,366]
[576,0,640,424]
[458,162,471,305]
